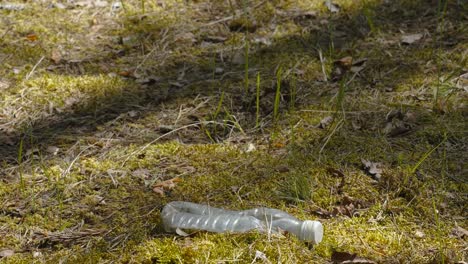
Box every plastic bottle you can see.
[161,201,323,244]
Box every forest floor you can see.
[0,0,467,263]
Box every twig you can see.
[62,144,96,179]
[25,56,45,80]
[319,119,344,157]
[300,109,385,114]
[201,0,267,27]
[318,49,328,82]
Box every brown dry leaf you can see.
[275,165,290,173]
[118,71,134,77]
[383,109,414,137]
[334,56,353,69]
[456,72,468,91]
[272,141,286,148]
[175,32,197,45]
[361,159,382,181]
[332,203,355,217]
[342,194,370,209]
[0,249,14,258]
[383,120,412,137]
[318,116,333,129]
[332,251,376,263]
[46,146,60,155]
[325,0,340,13]
[26,33,38,42]
[350,58,368,73]
[401,33,423,45]
[152,177,182,196]
[51,49,62,64]
[312,208,333,218]
[332,57,353,80]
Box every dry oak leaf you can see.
[401,33,423,45]
[361,159,382,181]
[332,251,376,263]
[152,177,182,196]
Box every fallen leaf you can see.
[111,1,122,11]
[383,120,412,137]
[312,208,333,218]
[254,250,269,262]
[325,0,340,13]
[361,159,382,180]
[275,165,290,173]
[0,249,14,258]
[456,72,468,91]
[342,194,369,209]
[12,68,22,74]
[46,146,60,155]
[253,36,272,46]
[383,110,414,137]
[152,187,165,196]
[118,71,134,77]
[401,33,423,45]
[175,32,197,44]
[214,67,224,74]
[350,58,368,73]
[175,228,189,237]
[152,177,182,196]
[26,33,38,42]
[131,168,151,179]
[158,125,175,133]
[334,56,353,69]
[128,110,138,118]
[50,49,62,64]
[332,251,356,263]
[414,230,425,238]
[272,141,286,148]
[245,142,256,153]
[332,57,353,80]
[332,203,355,217]
[318,116,333,129]
[332,251,376,263]
[351,120,362,130]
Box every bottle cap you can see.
[299,220,323,244]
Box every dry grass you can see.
[0,0,467,263]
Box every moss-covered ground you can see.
[0,0,467,263]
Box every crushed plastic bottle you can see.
[161,201,323,244]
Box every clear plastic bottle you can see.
[161,201,323,244]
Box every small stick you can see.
[318,49,328,82]
[25,56,45,80]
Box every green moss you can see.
[0,0,466,263]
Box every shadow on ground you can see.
[0,0,465,169]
